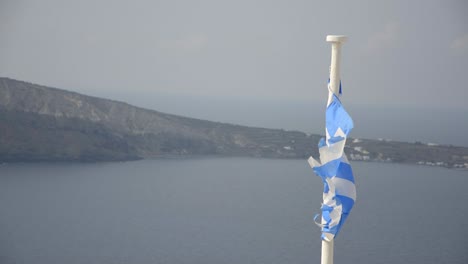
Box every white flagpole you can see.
[321,238,334,264]
[321,34,348,264]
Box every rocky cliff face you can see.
[0,77,318,161]
[1,77,467,168]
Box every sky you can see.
[1,0,468,145]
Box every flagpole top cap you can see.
[326,35,348,43]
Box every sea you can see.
[0,158,467,264]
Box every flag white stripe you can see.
[331,177,356,200]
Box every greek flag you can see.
[308,81,356,241]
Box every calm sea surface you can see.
[0,158,467,264]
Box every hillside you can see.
[0,77,467,168]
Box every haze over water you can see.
[113,93,468,147]
[1,158,467,264]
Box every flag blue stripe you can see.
[312,159,341,178]
[336,195,354,214]
[335,162,355,183]
[326,94,353,137]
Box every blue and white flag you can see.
[308,81,356,241]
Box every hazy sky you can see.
[1,0,468,144]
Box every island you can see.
[1,77,467,169]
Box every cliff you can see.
[0,77,467,168]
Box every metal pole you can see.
[321,34,347,264]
